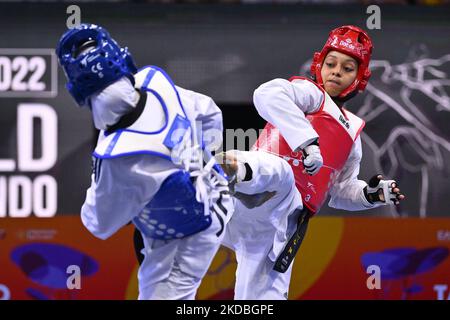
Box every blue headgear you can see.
[56,24,138,106]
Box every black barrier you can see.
[0,299,441,318]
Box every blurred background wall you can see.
[0,2,449,300]
[1,2,449,217]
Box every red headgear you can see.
[310,25,373,100]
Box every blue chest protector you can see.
[93,66,228,240]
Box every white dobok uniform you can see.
[223,77,377,300]
[81,66,233,300]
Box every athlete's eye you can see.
[344,67,354,72]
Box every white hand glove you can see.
[364,174,405,206]
[302,144,323,176]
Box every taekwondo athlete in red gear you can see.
[56,24,233,300]
[222,25,406,300]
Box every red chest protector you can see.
[253,77,365,215]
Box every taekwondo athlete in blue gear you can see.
[56,24,233,300]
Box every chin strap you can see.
[309,73,360,104]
